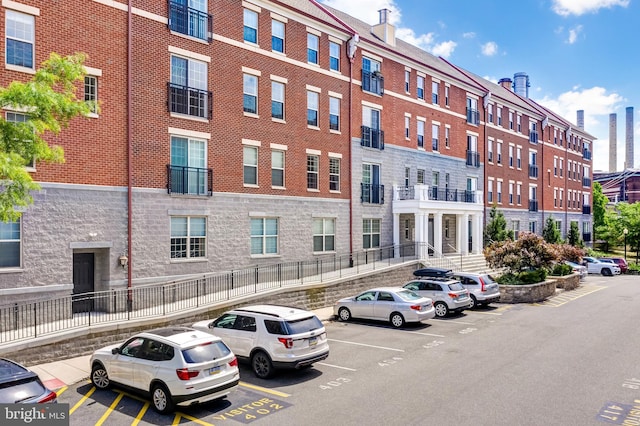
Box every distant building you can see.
[594,169,640,204]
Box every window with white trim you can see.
[271,19,284,53]
[432,123,439,151]
[405,116,410,139]
[417,120,424,148]
[329,41,340,71]
[170,55,209,118]
[0,219,21,268]
[307,154,319,189]
[271,81,284,120]
[243,146,258,185]
[307,33,319,64]
[517,183,522,204]
[329,157,340,191]
[170,135,207,195]
[243,73,258,114]
[313,218,335,252]
[497,181,502,203]
[417,169,425,184]
[271,150,284,187]
[329,96,340,131]
[251,218,278,255]
[243,9,258,43]
[170,216,206,259]
[432,81,439,104]
[404,70,410,93]
[84,76,98,114]
[6,10,34,69]
[487,180,493,203]
[488,139,494,163]
[363,218,380,249]
[6,112,35,168]
[488,104,493,123]
[417,76,424,99]
[445,126,450,148]
[516,147,522,169]
[307,91,319,127]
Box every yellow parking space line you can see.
[95,392,125,426]
[55,386,68,397]
[131,402,149,426]
[70,386,96,415]
[172,413,181,426]
[239,381,291,398]
[176,412,215,426]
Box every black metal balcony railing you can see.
[430,187,476,203]
[583,177,592,187]
[167,165,213,196]
[168,82,212,119]
[582,205,591,215]
[361,183,384,204]
[168,0,212,41]
[528,164,539,178]
[466,108,479,125]
[529,130,538,144]
[361,70,384,96]
[583,149,592,160]
[582,232,592,242]
[466,150,480,167]
[529,199,539,212]
[361,126,384,150]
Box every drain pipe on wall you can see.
[126,0,133,311]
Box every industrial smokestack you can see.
[577,110,584,129]
[513,72,530,98]
[609,113,617,172]
[498,78,512,91]
[626,107,634,169]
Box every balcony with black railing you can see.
[529,199,539,212]
[582,204,591,215]
[361,126,384,150]
[361,183,384,204]
[167,164,213,196]
[361,70,384,96]
[529,130,538,144]
[528,164,539,178]
[582,232,592,242]
[430,187,476,203]
[168,82,212,119]
[466,150,480,167]
[583,149,592,160]
[582,177,592,187]
[168,0,212,41]
[466,108,479,125]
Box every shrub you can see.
[484,232,558,275]
[495,269,548,285]
[551,263,572,276]
[553,244,586,263]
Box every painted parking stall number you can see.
[423,340,444,349]
[379,356,402,367]
[459,327,477,334]
[319,377,352,390]
[213,397,290,423]
[623,378,640,390]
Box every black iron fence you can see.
[0,243,419,344]
[168,0,212,41]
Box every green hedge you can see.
[496,269,548,285]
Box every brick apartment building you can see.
[0,0,594,304]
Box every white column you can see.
[472,213,483,254]
[415,212,426,259]
[456,214,464,254]
[462,213,469,254]
[434,212,443,255]
[393,213,400,257]
[423,212,430,258]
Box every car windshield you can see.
[395,289,422,301]
[447,283,465,291]
[284,316,323,334]
[182,341,231,363]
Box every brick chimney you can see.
[498,78,512,91]
[371,9,396,47]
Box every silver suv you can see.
[452,272,501,308]
[193,305,329,379]
[402,279,472,317]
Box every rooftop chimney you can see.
[577,110,584,129]
[513,72,530,98]
[371,9,396,47]
[498,78,512,91]
[626,106,634,169]
[609,113,617,172]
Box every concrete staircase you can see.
[444,253,492,274]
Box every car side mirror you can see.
[112,347,120,355]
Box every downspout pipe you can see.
[126,0,133,311]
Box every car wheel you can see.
[602,268,612,277]
[434,302,449,317]
[338,307,351,322]
[389,312,405,328]
[151,383,175,414]
[91,363,110,389]
[469,295,478,309]
[252,350,274,379]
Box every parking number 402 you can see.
[320,377,351,390]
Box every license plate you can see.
[309,336,318,346]
[207,366,221,375]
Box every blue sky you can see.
[322,0,638,172]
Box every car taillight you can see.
[278,337,293,349]
[448,293,459,299]
[176,368,199,380]
[410,305,422,311]
[229,357,238,367]
[479,277,486,292]
[38,391,57,403]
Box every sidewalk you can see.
[29,307,336,390]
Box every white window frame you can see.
[307,33,319,65]
[271,19,284,53]
[329,157,340,191]
[313,218,336,252]
[363,218,381,249]
[0,219,21,268]
[170,216,207,259]
[5,10,35,70]
[307,154,319,190]
[243,9,258,44]
[271,150,285,188]
[251,217,279,255]
[307,91,319,127]
[329,96,340,131]
[271,80,284,120]
[329,41,340,71]
[243,146,258,186]
[243,73,258,115]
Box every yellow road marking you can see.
[176,412,215,425]
[536,286,606,307]
[55,386,68,397]
[131,402,149,426]
[172,413,181,425]
[95,392,124,426]
[70,386,96,415]
[239,381,291,398]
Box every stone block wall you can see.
[498,280,557,304]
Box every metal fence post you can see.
[33,303,37,338]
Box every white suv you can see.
[90,327,239,413]
[452,272,501,308]
[193,305,329,379]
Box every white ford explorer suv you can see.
[193,305,329,379]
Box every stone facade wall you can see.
[549,273,581,290]
[498,280,557,303]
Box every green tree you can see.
[592,182,608,240]
[542,215,562,244]
[0,52,92,221]
[484,232,558,274]
[483,205,513,245]
[567,221,582,247]
[615,202,640,258]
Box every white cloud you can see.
[567,25,583,44]
[463,32,476,39]
[552,0,629,16]
[321,0,457,57]
[481,41,498,56]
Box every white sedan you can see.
[334,287,435,328]
[582,256,621,276]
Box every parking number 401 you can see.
[320,377,351,390]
